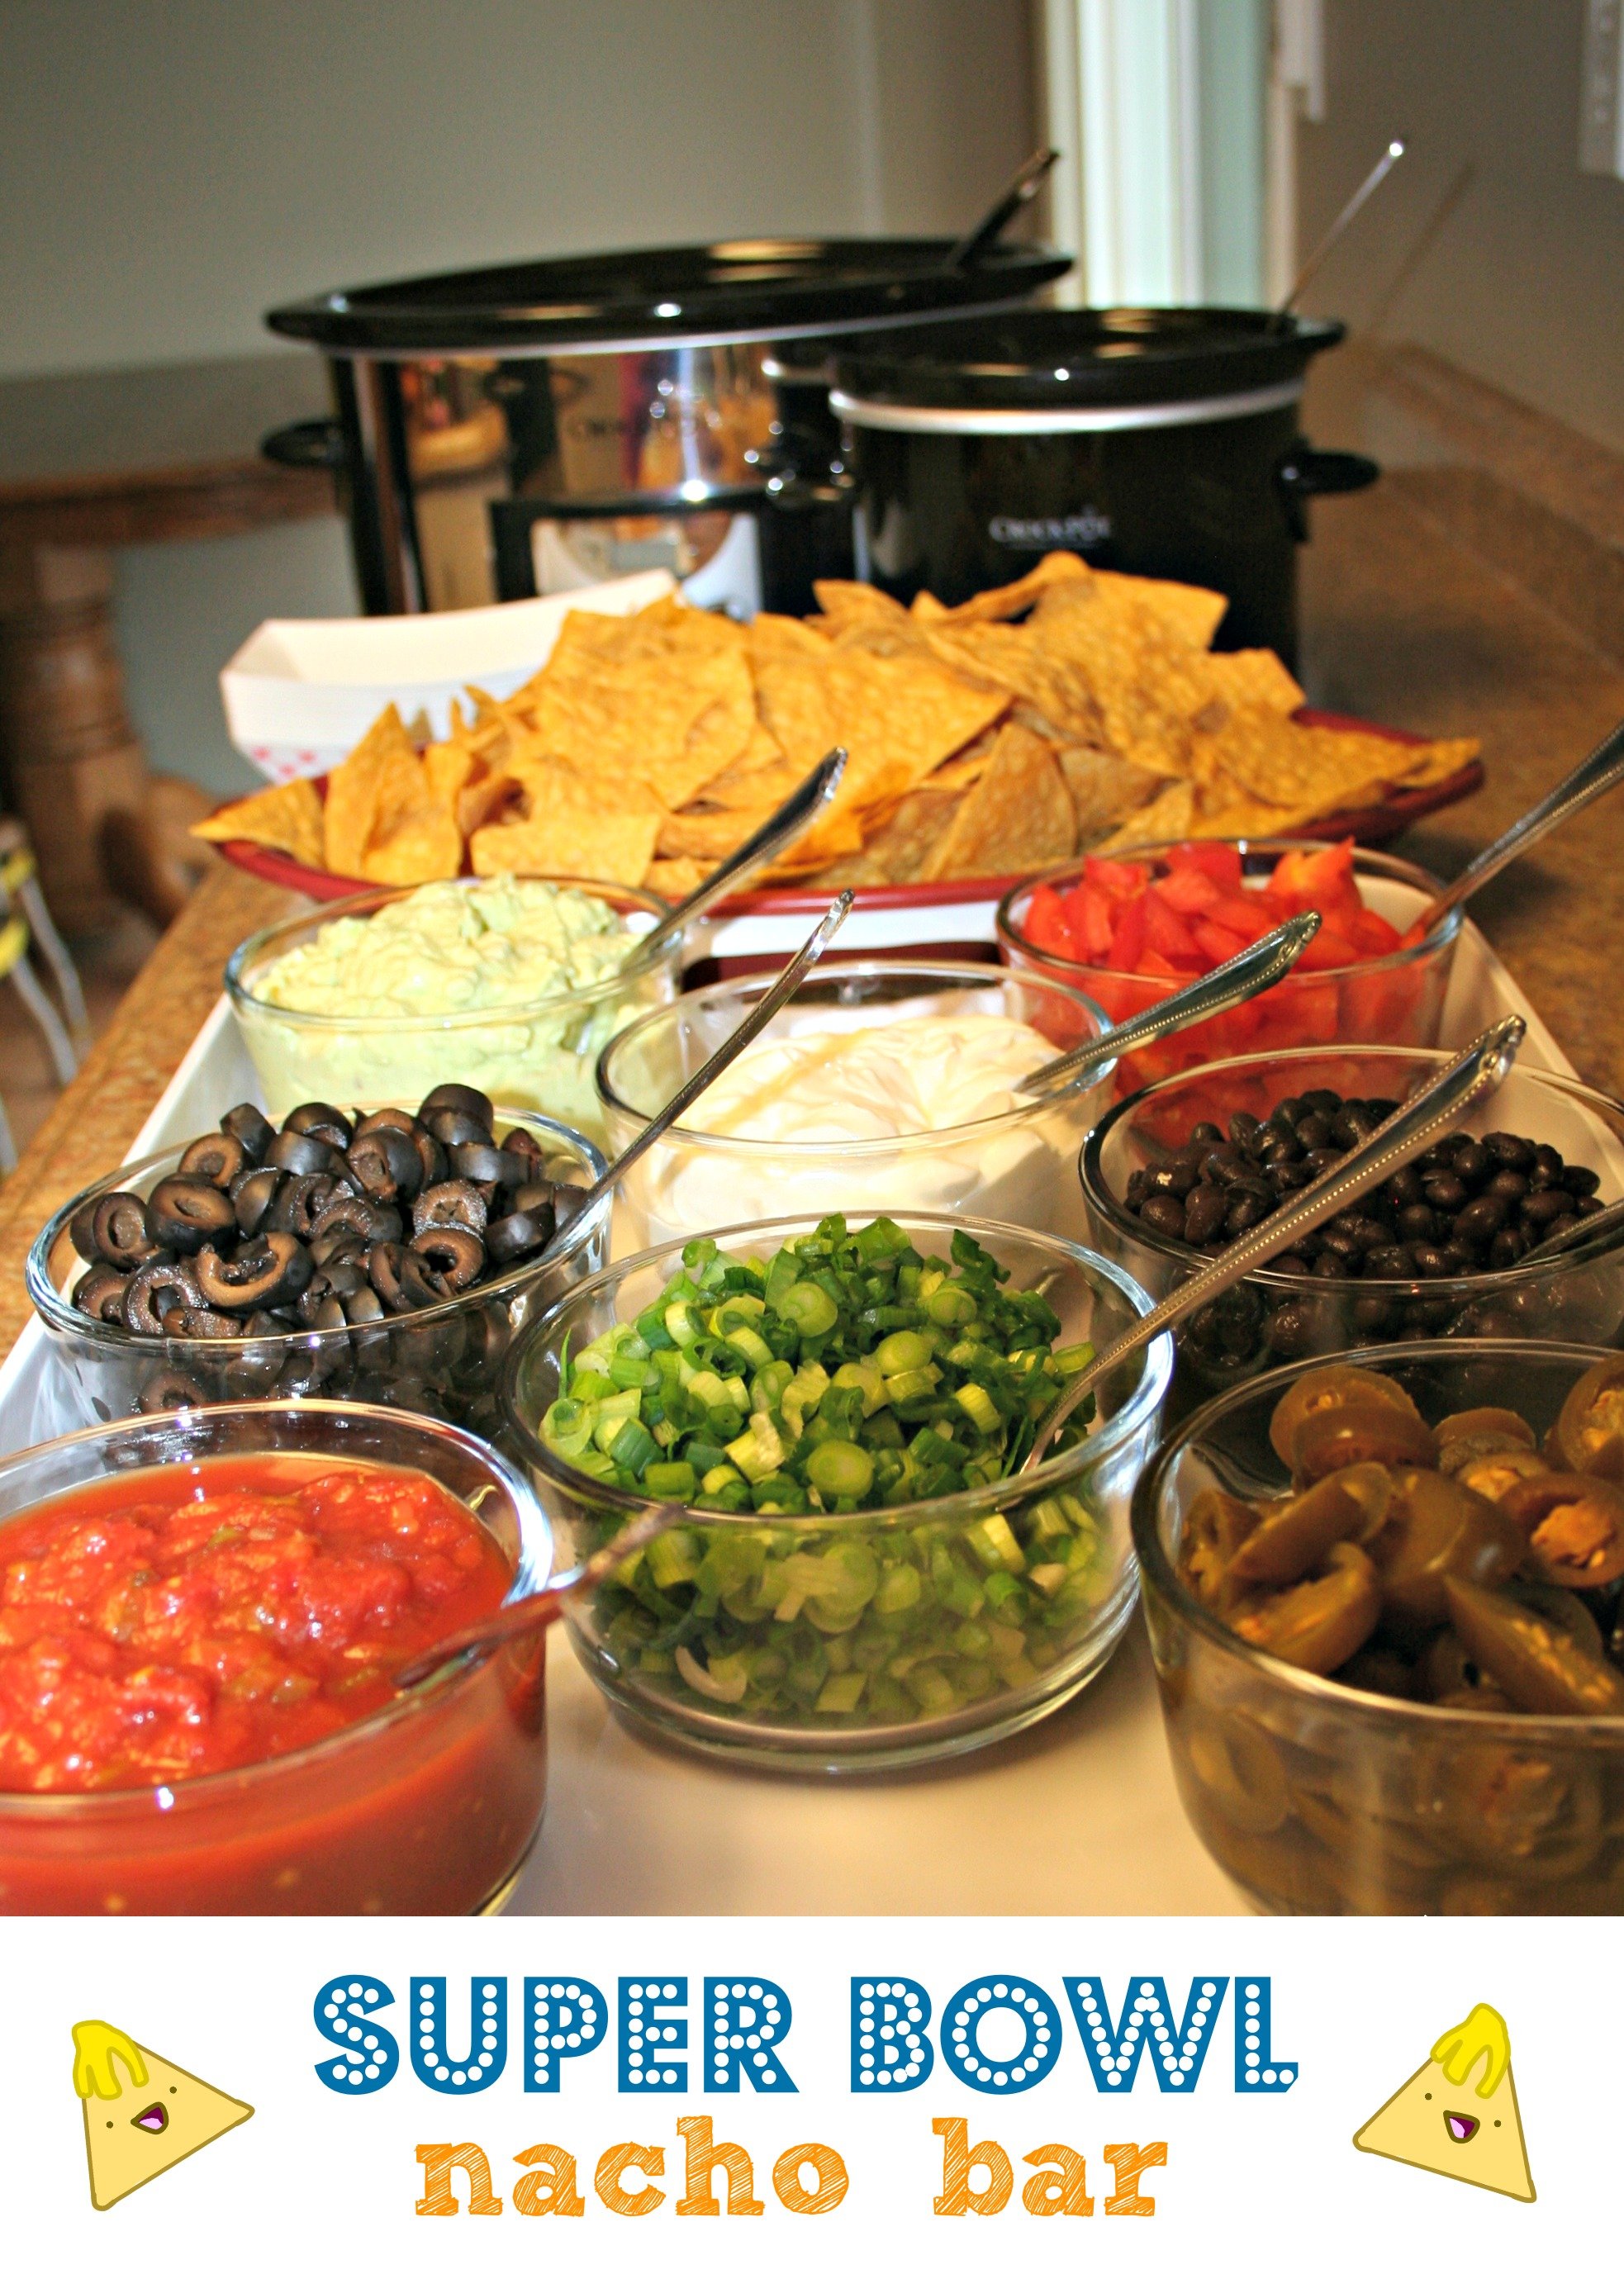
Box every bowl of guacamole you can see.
[226,876,681,1139]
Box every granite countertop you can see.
[1,345,1620,1359]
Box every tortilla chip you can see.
[422,739,477,811]
[656,805,772,861]
[810,581,912,634]
[1198,647,1306,716]
[361,802,463,886]
[921,722,1076,881]
[646,857,710,900]
[1055,746,1169,844]
[190,777,324,867]
[323,705,427,878]
[932,551,1090,626]
[470,765,660,885]
[811,785,964,888]
[1090,567,1229,648]
[1097,780,1198,851]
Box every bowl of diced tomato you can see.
[997,838,1461,1093]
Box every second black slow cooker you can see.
[830,307,1377,660]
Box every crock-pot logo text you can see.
[989,510,1112,549]
[312,1971,1295,2099]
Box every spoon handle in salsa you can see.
[624,747,848,971]
[394,1503,685,1692]
[1417,711,1624,933]
[1015,911,1322,1099]
[1019,1013,1527,1472]
[576,890,855,1218]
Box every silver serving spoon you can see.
[949,146,1061,270]
[1019,1013,1527,1471]
[1413,712,1624,936]
[622,747,848,974]
[396,1503,681,1692]
[1016,911,1322,1099]
[1275,136,1407,319]
[547,889,854,1246]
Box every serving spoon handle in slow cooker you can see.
[623,748,848,975]
[948,147,1061,270]
[1018,1013,1527,1473]
[1014,911,1322,1099]
[1413,712,1624,935]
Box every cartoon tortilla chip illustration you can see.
[73,2018,253,2210]
[1354,2001,1533,2202]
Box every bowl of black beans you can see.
[1080,1046,1624,1398]
[28,1082,609,1432]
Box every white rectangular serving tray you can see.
[0,916,1581,1916]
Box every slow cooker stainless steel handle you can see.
[261,417,347,472]
[1276,442,1379,539]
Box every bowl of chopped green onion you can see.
[500,1210,1172,1769]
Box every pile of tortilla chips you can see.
[194,557,1480,895]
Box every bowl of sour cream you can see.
[595,960,1114,1251]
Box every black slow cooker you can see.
[262,237,1070,619]
[830,308,1377,660]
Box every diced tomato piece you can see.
[1061,879,1116,961]
[1263,839,1360,919]
[1295,922,1361,972]
[1105,890,1147,971]
[1022,883,1075,958]
[1345,905,1403,955]
[1193,919,1254,966]
[1084,856,1152,903]
[1137,947,1187,979]
[1207,893,1276,943]
[1142,890,1204,967]
[1155,862,1223,916]
[1164,840,1244,890]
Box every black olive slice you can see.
[145,1177,236,1256]
[344,1285,386,1327]
[409,1226,486,1298]
[283,1101,354,1147]
[230,1165,287,1237]
[74,1262,133,1323]
[161,1305,247,1341]
[549,1186,591,1239]
[354,1107,418,1137]
[347,1124,423,1204]
[501,1127,548,1170]
[91,1190,159,1269]
[178,1132,249,1189]
[221,1102,275,1163]
[367,1242,415,1313]
[138,1366,205,1414]
[124,1256,206,1336]
[307,1225,367,1271]
[266,1128,341,1177]
[422,1107,489,1150]
[420,1082,495,1133]
[193,1231,314,1312]
[69,1197,105,1265]
[268,1172,344,1241]
[406,1123,446,1189]
[412,1179,487,1237]
[311,1192,403,1248]
[449,1142,529,1190]
[485,1207,554,1267]
[224,1336,284,1393]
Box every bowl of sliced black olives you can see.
[1080,1045,1624,1400]
[28,1082,608,1431]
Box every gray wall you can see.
[0,0,1035,791]
[1294,0,1624,453]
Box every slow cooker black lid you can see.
[265,238,1072,357]
[832,306,1346,409]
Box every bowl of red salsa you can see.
[0,1399,552,1915]
[997,838,1461,1094]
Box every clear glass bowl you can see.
[595,960,1114,1253]
[997,839,1461,1095]
[501,1210,1173,1772]
[1136,1341,1624,1915]
[28,1109,608,1435]
[0,1399,552,1915]
[226,875,680,1142]
[1080,1045,1624,1413]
